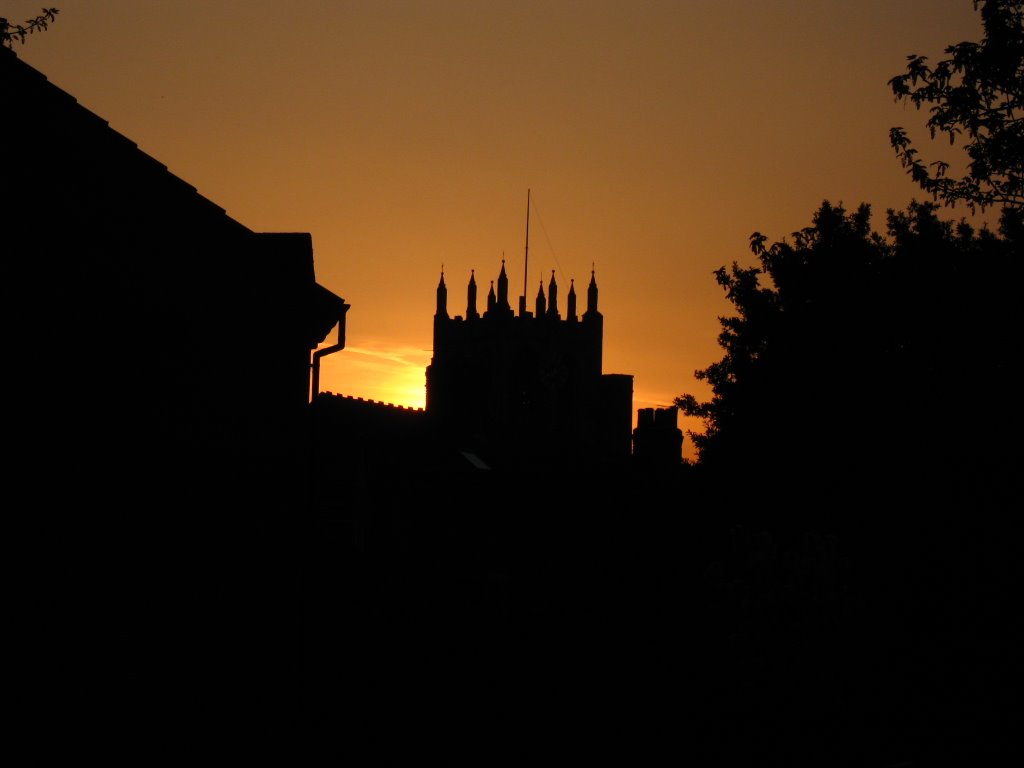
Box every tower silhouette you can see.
[426,260,633,471]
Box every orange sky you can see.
[9,1,989,461]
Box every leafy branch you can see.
[888,0,1024,213]
[1,8,60,49]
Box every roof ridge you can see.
[3,46,249,231]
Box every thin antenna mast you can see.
[522,189,530,314]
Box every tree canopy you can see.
[676,2,1023,510]
[889,0,1024,214]
[676,199,1018,508]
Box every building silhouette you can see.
[3,43,348,737]
[425,261,635,471]
[2,44,349,512]
[312,258,685,480]
[632,406,685,470]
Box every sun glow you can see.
[315,341,430,410]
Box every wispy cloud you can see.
[316,341,431,407]
[343,344,431,367]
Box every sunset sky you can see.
[8,0,989,460]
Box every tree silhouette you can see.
[676,199,1018,508]
[1,8,59,48]
[889,0,1024,214]
[678,3,1024,507]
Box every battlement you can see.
[425,260,630,471]
[318,392,425,413]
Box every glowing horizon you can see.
[315,341,432,410]
[314,336,687,418]
[8,0,988,464]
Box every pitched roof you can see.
[2,44,347,345]
[2,44,244,230]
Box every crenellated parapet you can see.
[434,260,599,324]
[426,260,627,471]
[317,392,425,413]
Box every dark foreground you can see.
[27,466,1022,765]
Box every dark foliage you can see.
[668,199,1022,763]
[0,7,58,48]
[889,0,1024,212]
[676,199,1020,508]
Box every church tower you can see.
[426,255,632,471]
